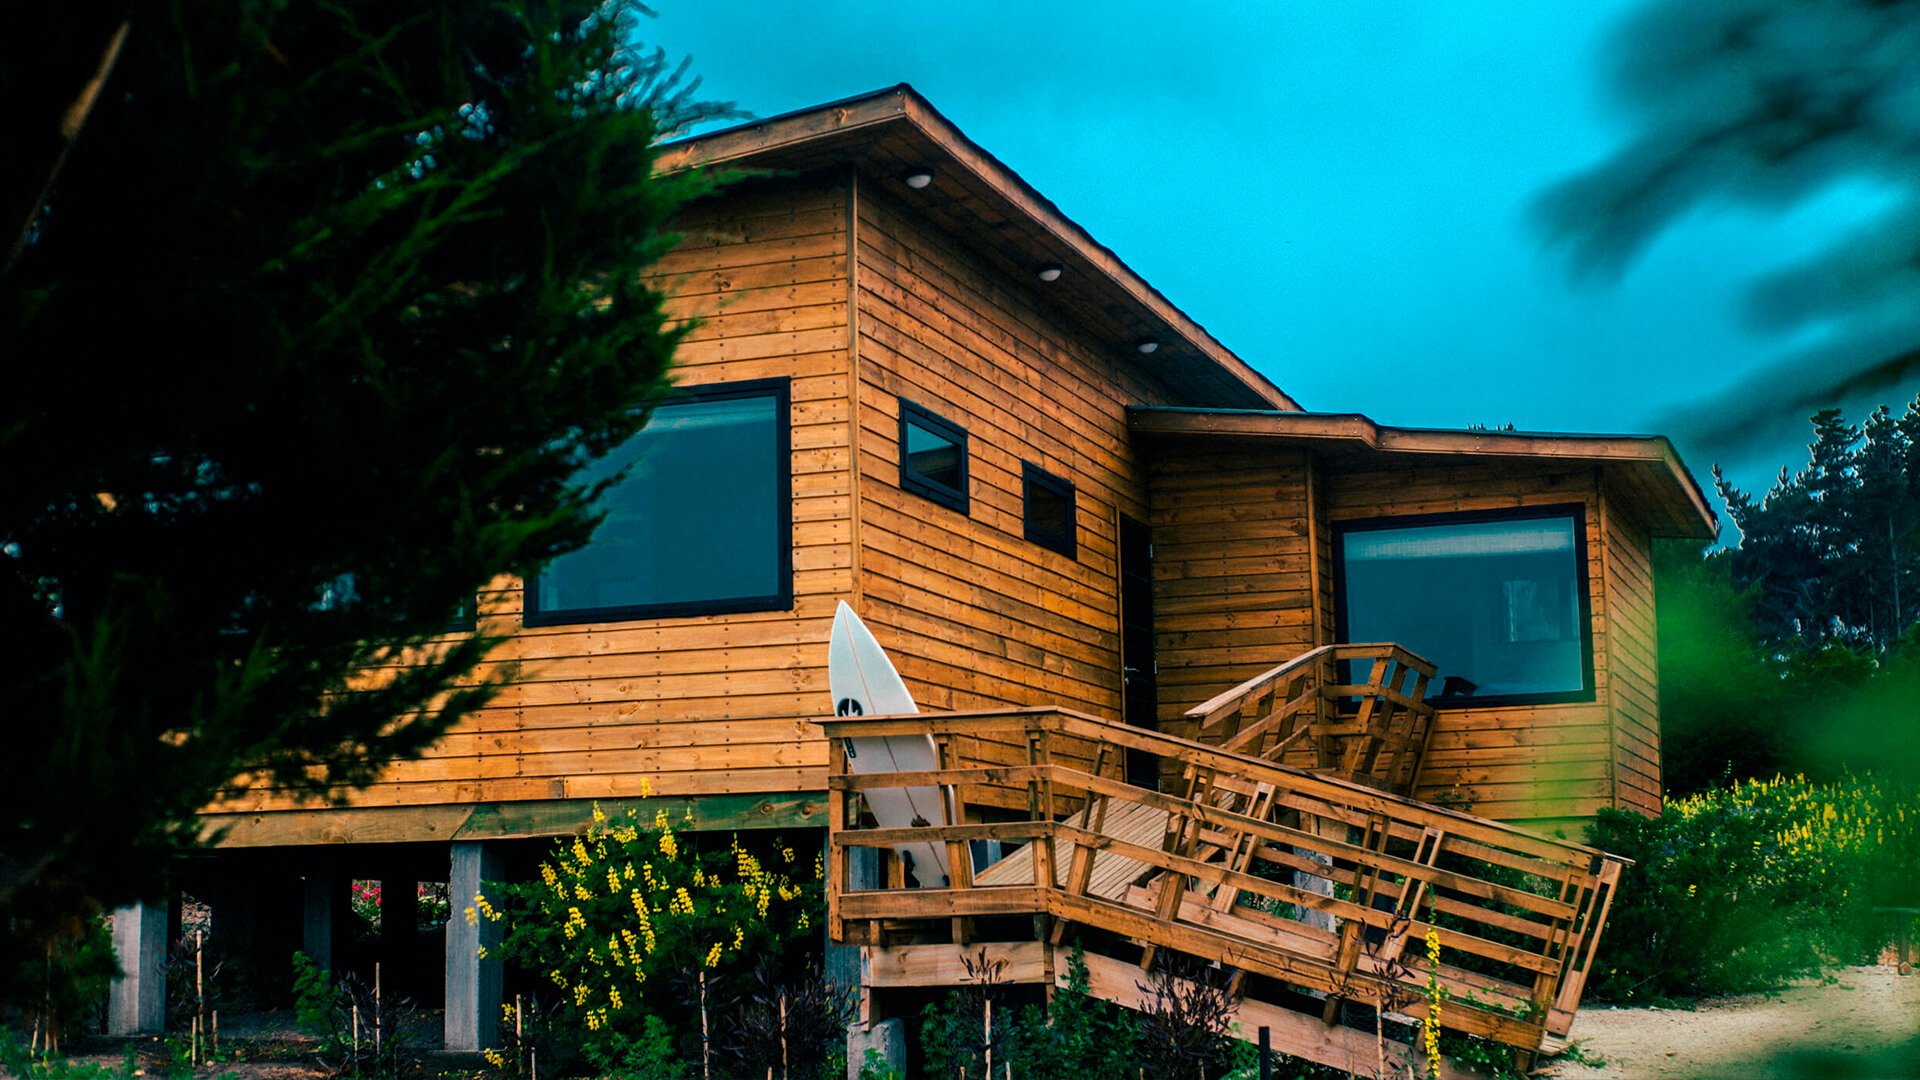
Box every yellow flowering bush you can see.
[1585,773,1919,1002]
[478,803,822,1073]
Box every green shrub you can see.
[1585,773,1920,1003]
[481,802,821,1073]
[289,950,332,1037]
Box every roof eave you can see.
[1130,407,1719,540]
[656,86,1297,413]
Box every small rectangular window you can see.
[525,378,792,626]
[898,399,969,513]
[1333,506,1593,708]
[1022,461,1076,558]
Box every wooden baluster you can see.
[940,734,974,945]
[1212,782,1276,912]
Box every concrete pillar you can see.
[107,901,167,1034]
[378,862,419,997]
[444,841,503,1052]
[824,834,872,994]
[303,874,350,973]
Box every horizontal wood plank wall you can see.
[1147,447,1317,744]
[1324,459,1616,826]
[211,177,854,817]
[851,183,1186,803]
[1600,482,1662,816]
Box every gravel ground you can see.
[1540,966,1920,1079]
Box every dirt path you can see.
[1540,967,1920,1079]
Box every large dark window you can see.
[898,398,968,513]
[1022,462,1076,559]
[525,379,791,625]
[1334,506,1592,707]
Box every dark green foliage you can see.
[1658,403,1920,792]
[1652,538,1792,792]
[0,1032,143,1080]
[0,0,727,1008]
[289,951,332,1037]
[1583,805,1830,1003]
[917,947,1271,1078]
[1583,772,1919,1004]
[1005,948,1139,1077]
[4,914,116,1044]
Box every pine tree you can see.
[0,0,730,1002]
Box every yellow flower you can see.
[482,1048,506,1069]
[705,943,724,968]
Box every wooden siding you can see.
[1600,482,1662,815]
[850,179,1187,794]
[1146,447,1318,744]
[1323,458,1616,825]
[211,177,856,815]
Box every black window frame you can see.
[1021,461,1077,559]
[1331,502,1595,710]
[522,377,793,627]
[897,398,970,514]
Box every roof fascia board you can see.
[658,86,1297,412]
[1131,407,1718,537]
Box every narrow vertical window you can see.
[898,399,969,513]
[1022,462,1076,558]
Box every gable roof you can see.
[655,84,1297,412]
[1130,406,1719,539]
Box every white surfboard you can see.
[827,601,951,888]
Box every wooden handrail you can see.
[1179,642,1440,794]
[815,705,1628,1051]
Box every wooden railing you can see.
[1186,643,1438,795]
[818,707,1627,1053]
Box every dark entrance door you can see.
[1118,515,1159,788]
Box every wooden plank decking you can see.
[972,797,1166,900]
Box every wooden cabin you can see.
[165,85,1715,1059]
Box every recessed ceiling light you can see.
[903,170,934,189]
[1036,264,1063,282]
[1135,338,1160,354]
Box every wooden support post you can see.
[827,738,849,943]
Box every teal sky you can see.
[653,1,1900,505]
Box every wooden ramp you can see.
[972,798,1166,900]
[819,703,1627,1076]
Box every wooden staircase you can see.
[819,646,1627,1076]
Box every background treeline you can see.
[1658,399,1920,793]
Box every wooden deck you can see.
[819,702,1628,1074]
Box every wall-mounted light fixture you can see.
[903,170,934,189]
[1036,264,1063,282]
[1135,338,1160,354]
